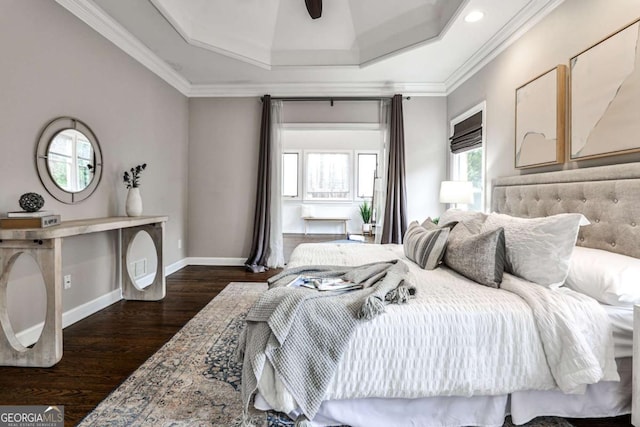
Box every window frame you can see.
[302,149,353,202]
[282,150,302,200]
[354,150,379,201]
[448,101,486,212]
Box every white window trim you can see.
[281,124,383,203]
[303,149,353,202]
[354,150,379,201]
[281,123,383,131]
[448,101,487,212]
[282,150,302,200]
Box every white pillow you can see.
[481,212,589,287]
[566,246,640,306]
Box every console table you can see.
[0,216,168,367]
[302,216,350,236]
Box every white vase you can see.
[126,187,143,217]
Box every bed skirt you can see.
[254,358,631,427]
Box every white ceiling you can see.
[148,0,465,68]
[55,0,564,97]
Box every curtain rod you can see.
[262,96,411,104]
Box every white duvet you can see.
[259,243,619,412]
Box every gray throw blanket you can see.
[238,260,415,425]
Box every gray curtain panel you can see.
[245,95,272,272]
[381,94,408,244]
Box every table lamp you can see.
[439,181,474,208]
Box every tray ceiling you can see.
[56,0,564,96]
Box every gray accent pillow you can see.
[481,212,589,287]
[444,222,506,288]
[403,221,450,270]
[439,209,488,233]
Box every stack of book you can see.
[0,210,61,229]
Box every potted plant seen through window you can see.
[359,200,372,234]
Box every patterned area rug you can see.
[78,282,574,427]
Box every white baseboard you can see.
[166,258,188,275]
[16,288,122,347]
[136,272,155,288]
[133,258,189,288]
[185,257,246,266]
[14,256,245,346]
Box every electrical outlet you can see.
[178,239,182,249]
[64,275,71,289]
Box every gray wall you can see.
[448,0,640,209]
[188,98,262,258]
[404,97,448,222]
[0,1,189,334]
[187,97,447,256]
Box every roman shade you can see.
[450,111,482,154]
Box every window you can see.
[451,147,483,211]
[281,127,383,202]
[282,152,299,198]
[449,104,485,211]
[356,152,377,199]
[304,152,351,200]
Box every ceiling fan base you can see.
[305,0,322,19]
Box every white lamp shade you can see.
[439,181,474,204]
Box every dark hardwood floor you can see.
[0,266,276,427]
[0,244,631,426]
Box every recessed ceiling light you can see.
[464,10,484,23]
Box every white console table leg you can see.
[121,222,165,301]
[0,238,62,367]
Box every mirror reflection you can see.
[48,129,95,193]
[36,116,103,204]
[126,231,159,291]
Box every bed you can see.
[241,162,640,427]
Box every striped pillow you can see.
[403,221,450,270]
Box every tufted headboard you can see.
[492,162,640,259]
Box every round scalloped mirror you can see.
[35,117,103,204]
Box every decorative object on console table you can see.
[125,188,143,217]
[0,215,61,229]
[7,210,54,218]
[570,18,640,161]
[515,64,566,169]
[18,192,45,212]
[123,163,146,217]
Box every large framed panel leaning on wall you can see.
[570,18,640,161]
[515,65,566,169]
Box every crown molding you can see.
[55,0,191,96]
[187,82,447,98]
[445,0,565,94]
[56,0,563,99]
